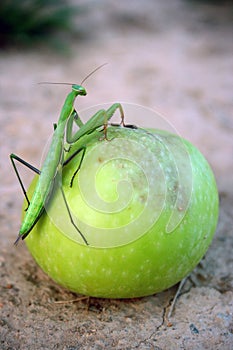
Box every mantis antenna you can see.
[38,63,108,86]
[81,63,108,85]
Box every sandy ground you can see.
[0,0,233,349]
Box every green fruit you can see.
[24,126,218,298]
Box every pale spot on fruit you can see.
[88,259,94,266]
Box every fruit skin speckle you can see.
[24,127,219,298]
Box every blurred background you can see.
[0,0,233,240]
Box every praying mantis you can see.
[10,67,129,246]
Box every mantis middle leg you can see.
[10,154,41,209]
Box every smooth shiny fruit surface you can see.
[24,126,219,298]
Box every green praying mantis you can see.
[10,66,134,246]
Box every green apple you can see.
[24,126,219,298]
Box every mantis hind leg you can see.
[60,185,88,245]
[10,154,41,210]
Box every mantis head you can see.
[72,84,87,96]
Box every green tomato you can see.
[24,126,218,298]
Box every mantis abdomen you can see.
[19,125,64,239]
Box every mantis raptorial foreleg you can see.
[64,103,125,186]
[66,109,84,140]
[66,103,125,144]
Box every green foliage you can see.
[0,0,81,48]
